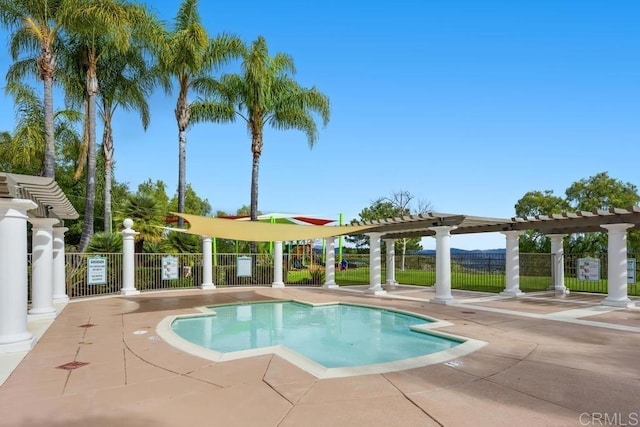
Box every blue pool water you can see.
[171,302,462,368]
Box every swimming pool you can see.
[158,300,486,378]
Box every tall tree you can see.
[1,81,81,176]
[515,172,640,253]
[169,183,212,216]
[0,0,63,177]
[97,44,152,233]
[347,190,428,265]
[515,190,571,252]
[219,36,330,252]
[58,0,158,251]
[347,199,402,249]
[383,190,431,270]
[156,0,242,226]
[565,172,639,211]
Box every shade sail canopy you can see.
[173,213,375,241]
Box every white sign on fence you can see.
[628,259,636,285]
[577,257,600,281]
[87,256,107,285]
[237,256,252,277]
[162,256,179,280]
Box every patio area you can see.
[1,286,639,426]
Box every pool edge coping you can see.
[155,299,488,379]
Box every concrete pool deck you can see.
[1,286,639,426]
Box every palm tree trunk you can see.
[178,128,186,221]
[78,61,99,252]
[175,92,189,228]
[102,108,114,233]
[250,130,262,255]
[42,68,56,178]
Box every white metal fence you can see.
[40,252,639,300]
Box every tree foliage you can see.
[347,190,430,260]
[155,0,242,225]
[515,172,640,254]
[218,35,330,254]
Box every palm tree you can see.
[2,81,81,175]
[97,45,153,233]
[156,0,242,226]
[0,0,63,177]
[115,193,165,253]
[57,0,159,251]
[219,36,330,251]
[87,232,122,253]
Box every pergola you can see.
[354,208,640,237]
[0,173,78,352]
[351,208,640,306]
[171,207,639,309]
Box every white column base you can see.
[500,290,525,297]
[0,333,35,353]
[601,297,635,308]
[431,296,457,305]
[548,285,566,293]
[365,285,387,295]
[322,282,338,289]
[200,283,215,290]
[53,295,70,304]
[385,280,398,286]
[271,282,285,288]
[27,310,56,320]
[121,289,140,296]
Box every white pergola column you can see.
[323,237,338,288]
[272,241,285,288]
[549,234,567,292]
[601,223,635,308]
[201,236,215,289]
[0,199,37,352]
[385,239,397,286]
[366,232,386,295]
[52,226,69,303]
[500,230,525,296]
[28,218,59,319]
[120,219,140,295]
[430,226,457,304]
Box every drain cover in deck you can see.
[78,323,96,328]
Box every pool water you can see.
[170,301,462,368]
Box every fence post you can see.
[272,241,285,287]
[500,230,525,296]
[201,236,215,289]
[28,218,60,319]
[430,226,458,304]
[385,238,397,286]
[601,223,635,307]
[323,237,337,288]
[52,226,69,303]
[120,219,140,295]
[365,232,386,295]
[549,234,567,292]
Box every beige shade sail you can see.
[172,213,377,242]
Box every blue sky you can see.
[1,1,639,250]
